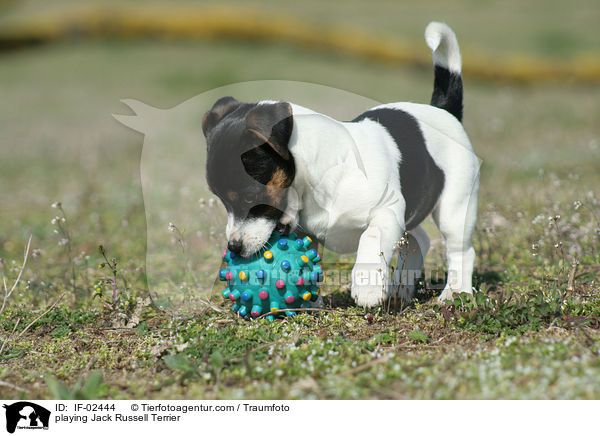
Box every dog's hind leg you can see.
[393,225,430,305]
[433,168,479,302]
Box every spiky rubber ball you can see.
[219,231,323,320]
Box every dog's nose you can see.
[227,240,243,255]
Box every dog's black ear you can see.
[245,102,293,161]
[202,96,241,137]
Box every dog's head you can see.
[203,97,295,257]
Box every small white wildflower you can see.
[532,214,544,225]
[51,202,61,209]
[394,237,408,250]
[168,222,176,233]
[208,198,215,207]
[51,217,58,225]
[573,201,582,210]
[58,238,69,246]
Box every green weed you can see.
[46,371,107,400]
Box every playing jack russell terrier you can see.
[203,22,479,308]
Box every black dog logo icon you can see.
[3,402,50,433]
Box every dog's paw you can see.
[351,263,389,308]
[351,283,387,308]
[437,288,455,303]
[437,286,473,303]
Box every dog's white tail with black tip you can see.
[425,22,463,122]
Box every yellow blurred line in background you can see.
[1,4,600,84]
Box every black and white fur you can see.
[203,22,479,307]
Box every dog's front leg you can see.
[351,209,403,308]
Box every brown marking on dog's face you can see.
[267,168,289,188]
[266,168,292,207]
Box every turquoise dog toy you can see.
[219,231,323,319]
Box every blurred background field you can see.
[1,0,599,399]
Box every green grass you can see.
[1,0,600,399]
